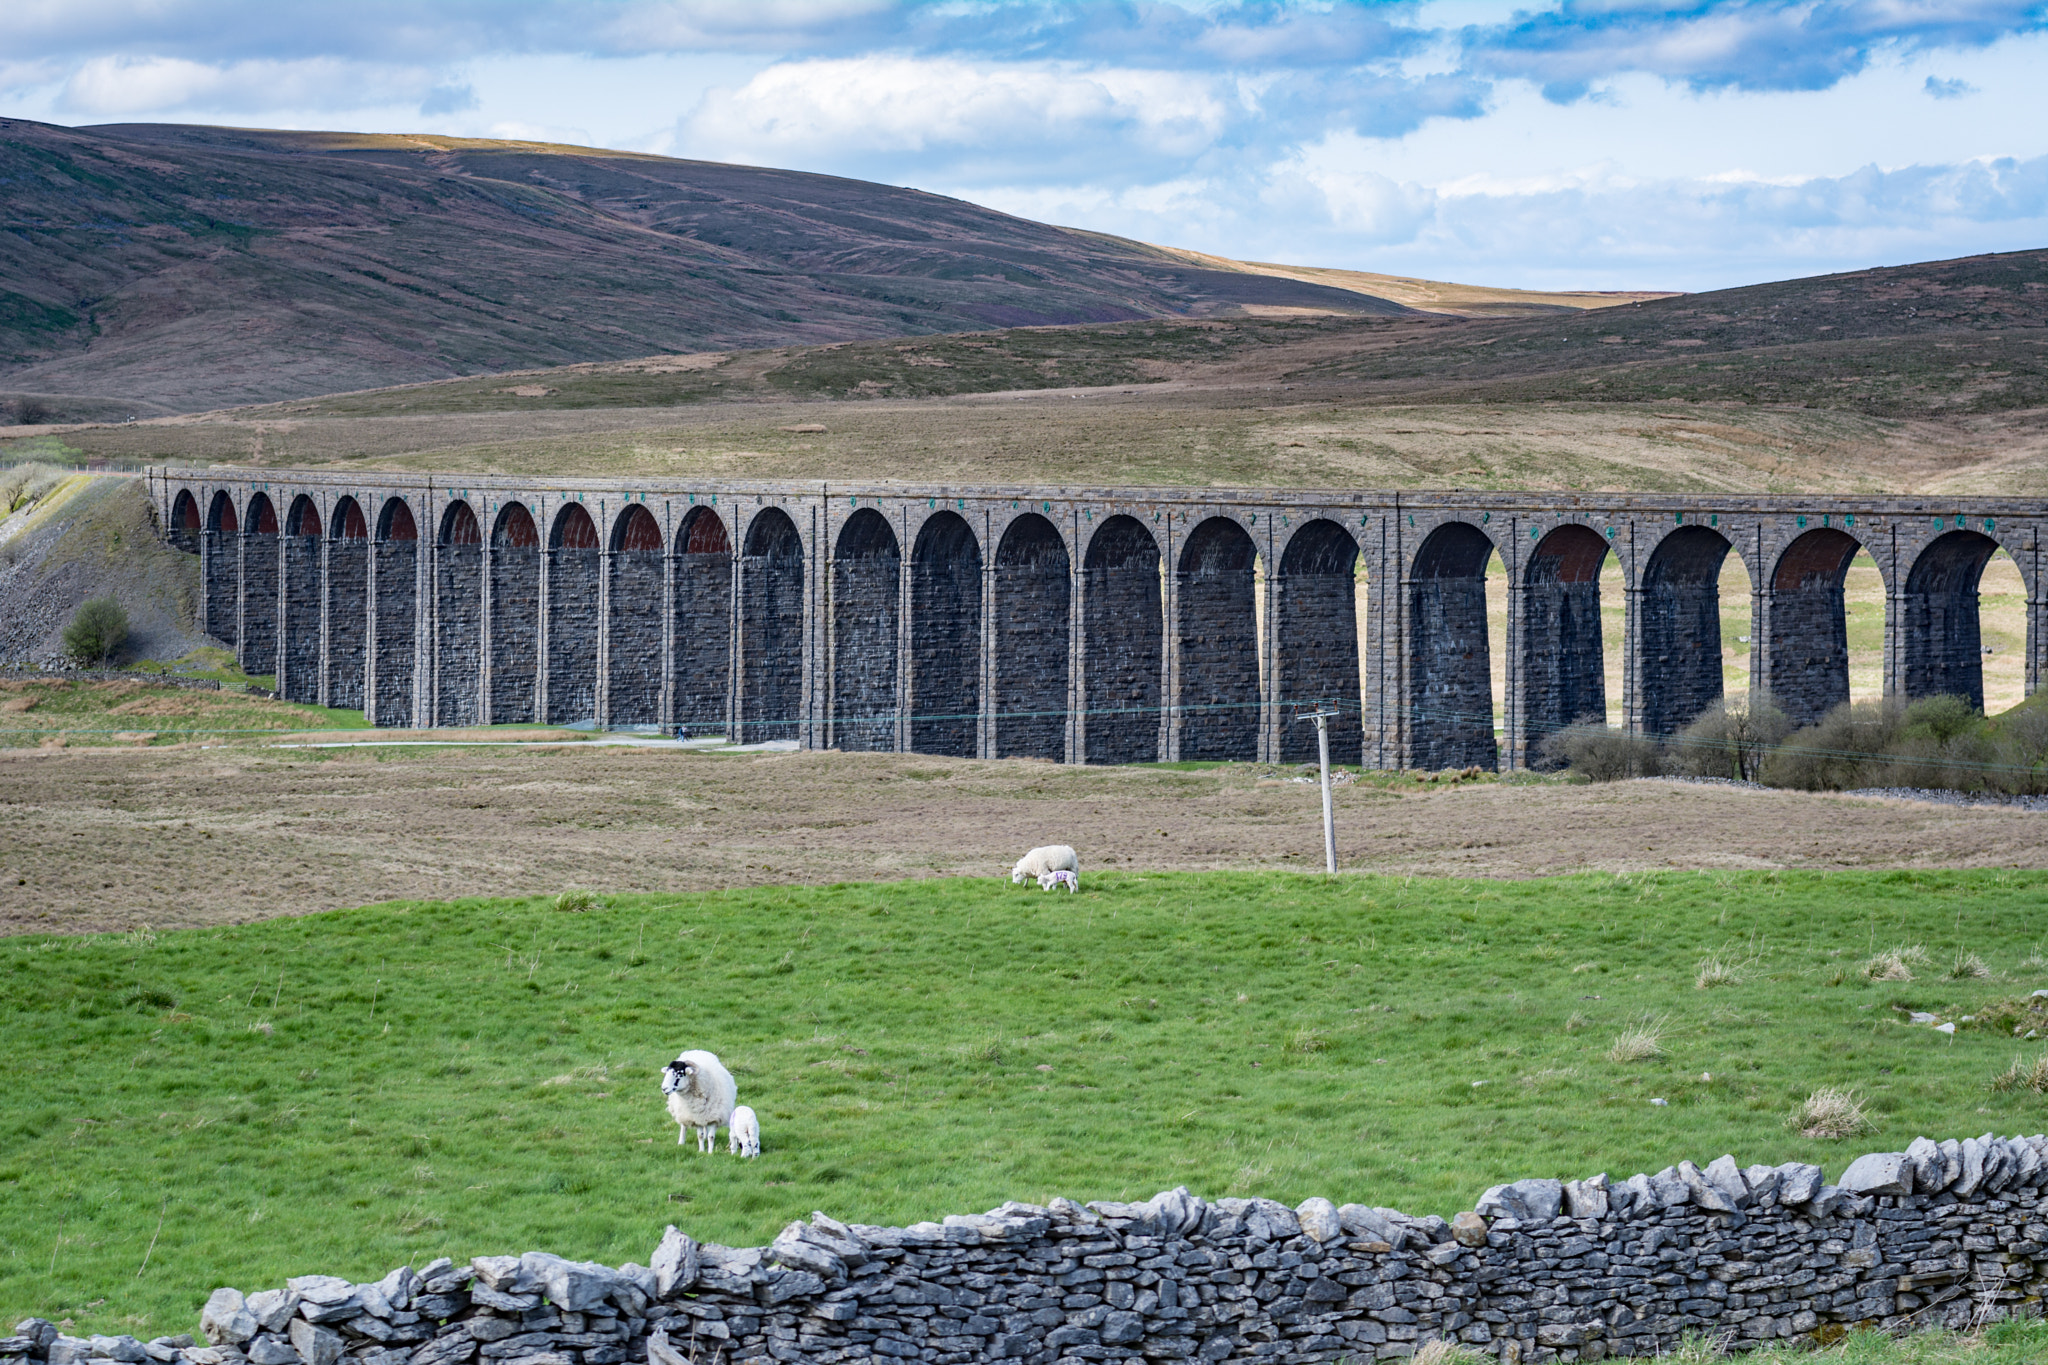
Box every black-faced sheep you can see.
[661,1050,737,1152]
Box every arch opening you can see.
[674,507,732,736]
[1277,519,1362,765]
[546,504,601,725]
[440,501,481,545]
[277,496,323,703]
[911,511,982,757]
[1766,528,1863,727]
[1903,530,2002,712]
[246,493,278,536]
[605,506,663,727]
[207,490,238,534]
[324,498,369,712]
[488,503,540,723]
[1082,515,1162,764]
[1407,521,1497,771]
[740,508,804,742]
[1175,517,1258,762]
[1639,525,1738,738]
[1520,524,1610,766]
[994,514,1070,761]
[832,508,900,753]
[167,490,201,554]
[369,498,418,725]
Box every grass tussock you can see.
[1695,956,1744,990]
[1791,1086,1872,1139]
[1863,945,1929,982]
[1607,1017,1667,1064]
[1947,950,1992,981]
[554,889,603,913]
[1991,1054,2048,1095]
[1284,1028,1330,1054]
[1410,1342,1491,1365]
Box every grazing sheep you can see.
[1011,845,1078,885]
[1037,869,1079,893]
[661,1050,737,1152]
[728,1104,761,1158]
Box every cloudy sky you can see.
[4,1,2046,291]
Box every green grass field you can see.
[8,870,2048,1346]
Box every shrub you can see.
[62,596,128,666]
[1607,1017,1665,1063]
[1666,697,1792,782]
[1760,699,1908,790]
[1538,720,1663,782]
[1790,1086,1870,1139]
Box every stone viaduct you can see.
[147,468,2046,770]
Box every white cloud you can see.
[56,54,448,116]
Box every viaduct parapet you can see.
[146,469,2046,769]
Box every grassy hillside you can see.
[8,869,2048,1338]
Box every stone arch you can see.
[324,497,369,712]
[1277,519,1362,765]
[168,489,201,554]
[1520,524,1611,765]
[1638,524,1737,738]
[674,506,732,736]
[994,513,1070,760]
[239,493,281,676]
[911,511,981,757]
[832,508,899,752]
[1174,517,1259,762]
[546,503,601,725]
[331,497,367,541]
[488,503,541,723]
[207,490,239,534]
[1407,521,1498,771]
[606,505,663,726]
[1903,529,2002,710]
[740,507,804,742]
[277,495,324,704]
[370,498,419,726]
[1083,514,1162,764]
[1767,527,1867,726]
[434,500,483,726]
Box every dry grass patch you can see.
[1791,1085,1872,1139]
[1991,1054,2048,1095]
[1607,1016,1667,1063]
[1695,956,1744,989]
[1862,945,1929,982]
[1947,950,1992,981]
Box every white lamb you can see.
[728,1104,761,1158]
[1037,869,1078,893]
[1011,845,1078,885]
[660,1050,737,1152]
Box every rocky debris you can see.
[24,1134,2048,1365]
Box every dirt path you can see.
[2,746,2041,934]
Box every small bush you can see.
[62,596,128,666]
[1790,1086,1870,1139]
[1861,945,1927,982]
[1947,950,1991,981]
[1607,1018,1665,1063]
[1538,720,1663,782]
[1761,699,1908,791]
[1666,697,1792,782]
[553,889,602,913]
[1694,956,1742,989]
[1991,1053,2048,1095]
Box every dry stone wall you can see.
[17,1133,2048,1365]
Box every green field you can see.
[8,870,2048,1345]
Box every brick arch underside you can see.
[1176,518,1258,762]
[1084,516,1162,764]
[1639,526,1735,739]
[167,490,201,554]
[607,507,664,728]
[547,505,601,725]
[995,515,1070,761]
[833,509,899,753]
[1278,520,1362,765]
[1769,528,1864,727]
[488,504,540,724]
[1408,522,1497,772]
[675,507,732,736]
[1521,525,1610,765]
[741,509,804,743]
[912,512,982,758]
[1903,530,2002,712]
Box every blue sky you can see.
[4,1,2046,291]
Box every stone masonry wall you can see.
[279,538,322,704]
[325,542,367,713]
[29,1133,2048,1365]
[370,541,417,728]
[437,545,484,728]
[547,550,600,726]
[606,551,663,727]
[240,534,278,677]
[489,549,540,725]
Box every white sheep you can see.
[728,1104,761,1158]
[660,1050,737,1152]
[1037,869,1078,893]
[1011,845,1078,885]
